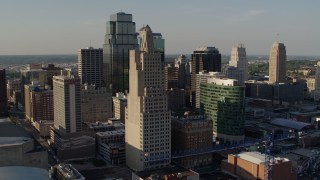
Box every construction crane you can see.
[264,133,274,180]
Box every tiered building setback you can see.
[126,25,171,172]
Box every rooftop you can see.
[236,151,290,165]
[237,151,266,164]
[0,118,30,138]
[134,165,198,179]
[0,137,33,147]
[96,129,125,137]
[271,118,310,130]
[0,166,49,180]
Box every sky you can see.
[0,0,319,56]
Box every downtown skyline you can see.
[1,0,320,56]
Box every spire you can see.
[139,24,154,53]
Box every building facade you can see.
[112,92,127,123]
[221,151,296,180]
[126,25,171,171]
[229,44,247,82]
[190,47,221,108]
[103,12,139,94]
[81,84,112,123]
[269,42,287,83]
[78,47,104,88]
[194,71,225,109]
[200,78,245,144]
[52,75,81,134]
[171,115,213,169]
[167,88,185,112]
[0,69,7,116]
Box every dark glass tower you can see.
[0,69,7,116]
[190,47,221,108]
[103,12,138,94]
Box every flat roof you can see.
[0,166,49,180]
[0,137,32,146]
[135,165,198,179]
[237,151,266,164]
[0,118,30,138]
[271,118,310,130]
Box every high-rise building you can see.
[103,12,138,94]
[229,44,247,77]
[171,115,213,169]
[42,64,63,90]
[78,47,104,88]
[194,71,225,109]
[112,92,127,123]
[164,64,179,90]
[20,64,47,108]
[52,75,81,134]
[0,69,7,116]
[200,77,245,144]
[138,32,165,63]
[24,82,45,122]
[190,47,221,108]
[126,25,171,171]
[313,62,320,100]
[31,88,54,122]
[81,84,112,123]
[269,42,287,83]
[226,67,246,86]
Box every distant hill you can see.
[0,55,77,65]
[0,54,318,65]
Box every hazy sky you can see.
[1,1,319,56]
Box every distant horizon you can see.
[0,54,320,58]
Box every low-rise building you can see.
[132,165,199,180]
[49,163,85,180]
[0,118,48,169]
[96,129,125,165]
[222,151,296,180]
[171,115,212,169]
[81,84,112,123]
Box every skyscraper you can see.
[200,77,245,144]
[227,44,247,85]
[78,47,103,88]
[52,75,81,134]
[126,25,171,171]
[190,47,221,108]
[0,69,7,116]
[103,12,138,94]
[138,31,165,63]
[268,42,287,83]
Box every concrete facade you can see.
[81,84,112,123]
[229,44,247,83]
[269,42,287,83]
[126,25,171,171]
[112,92,127,123]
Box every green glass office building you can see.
[200,78,245,144]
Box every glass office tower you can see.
[103,12,138,94]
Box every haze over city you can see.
[1,0,320,56]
